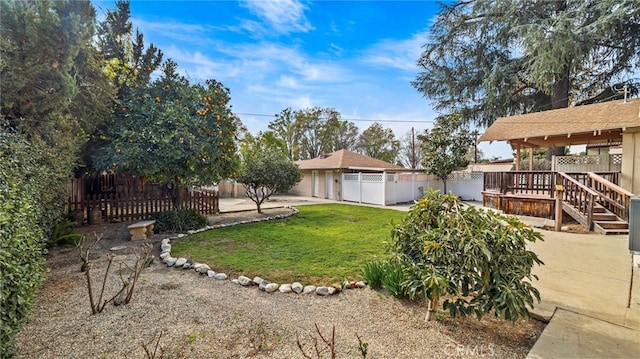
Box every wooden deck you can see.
[482,171,630,234]
[483,190,555,219]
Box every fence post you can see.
[555,184,564,231]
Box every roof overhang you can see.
[478,98,640,149]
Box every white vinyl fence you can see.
[342,171,484,206]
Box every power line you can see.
[235,112,437,123]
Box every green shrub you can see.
[48,219,84,247]
[152,209,208,233]
[1,130,48,356]
[362,261,386,289]
[380,262,408,299]
[388,189,544,322]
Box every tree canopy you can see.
[236,147,302,213]
[96,60,239,204]
[418,114,475,193]
[413,0,640,129]
[357,122,400,164]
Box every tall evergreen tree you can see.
[413,0,640,157]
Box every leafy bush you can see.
[388,189,544,322]
[48,219,84,247]
[152,209,208,233]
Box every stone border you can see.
[157,206,367,296]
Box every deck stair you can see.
[590,204,629,235]
[559,172,630,235]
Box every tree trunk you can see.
[442,178,447,194]
[547,72,569,161]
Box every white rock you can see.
[161,243,171,252]
[159,252,170,259]
[196,264,211,274]
[231,279,239,284]
[279,284,292,293]
[253,276,265,285]
[292,282,303,294]
[356,281,366,288]
[207,270,216,278]
[162,255,172,264]
[177,233,186,238]
[327,287,337,295]
[166,257,177,267]
[237,276,252,286]
[265,283,279,293]
[303,285,316,294]
[175,258,187,267]
[182,263,191,269]
[316,286,330,296]
[214,273,228,280]
[161,238,170,245]
[187,230,196,235]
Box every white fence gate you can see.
[342,172,441,205]
[342,171,484,206]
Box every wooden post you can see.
[516,145,521,171]
[555,184,564,231]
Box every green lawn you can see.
[170,204,407,285]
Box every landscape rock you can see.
[265,283,279,293]
[328,287,337,295]
[161,238,170,245]
[259,281,269,291]
[356,281,366,288]
[316,286,330,296]
[303,285,316,294]
[237,276,252,286]
[110,245,127,251]
[161,243,171,252]
[196,264,211,274]
[159,252,170,260]
[279,284,292,293]
[253,276,265,285]
[207,270,216,278]
[177,233,186,238]
[214,273,228,280]
[166,257,177,267]
[231,279,239,284]
[182,263,191,269]
[175,258,187,267]
[291,282,303,294]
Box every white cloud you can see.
[360,30,430,72]
[277,76,300,89]
[239,0,314,35]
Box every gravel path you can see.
[16,209,544,358]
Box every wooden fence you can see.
[68,174,219,224]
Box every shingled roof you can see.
[478,98,640,148]
[295,149,405,171]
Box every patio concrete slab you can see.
[527,309,640,359]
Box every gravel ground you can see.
[15,208,545,358]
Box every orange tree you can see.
[97,60,238,206]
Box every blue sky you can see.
[93,0,514,159]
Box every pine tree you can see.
[413,0,640,157]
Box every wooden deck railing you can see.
[483,171,555,196]
[587,172,632,222]
[557,172,598,229]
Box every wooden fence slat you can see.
[68,174,218,223]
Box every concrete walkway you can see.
[218,195,640,358]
